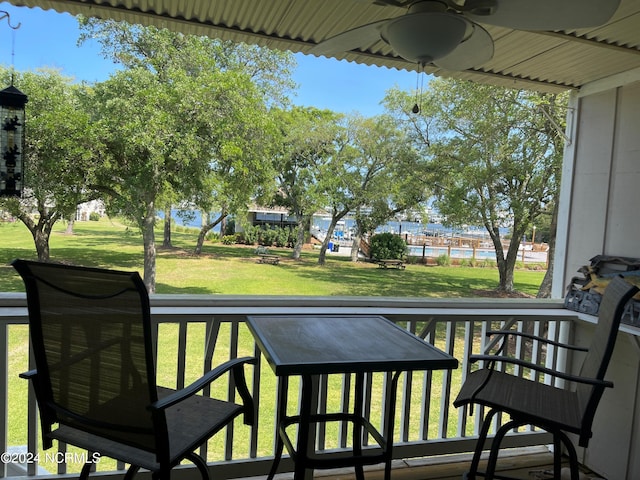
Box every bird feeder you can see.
[0,84,27,197]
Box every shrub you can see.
[206,231,220,242]
[89,212,101,222]
[240,225,260,245]
[223,217,235,236]
[221,235,236,245]
[261,227,279,247]
[369,232,407,260]
[479,258,496,268]
[436,254,451,266]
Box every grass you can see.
[1,217,545,473]
[0,217,545,296]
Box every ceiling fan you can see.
[310,0,621,71]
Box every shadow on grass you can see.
[48,249,143,270]
[286,261,483,297]
[154,283,214,294]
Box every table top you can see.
[246,314,458,376]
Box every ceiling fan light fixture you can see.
[382,12,468,64]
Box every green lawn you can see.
[1,217,545,472]
[0,217,545,296]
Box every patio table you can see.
[245,314,458,480]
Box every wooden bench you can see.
[377,259,405,270]
[257,254,280,265]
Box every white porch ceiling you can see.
[5,0,640,93]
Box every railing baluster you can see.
[250,342,261,458]
[1,323,7,478]
[363,372,373,447]
[456,320,474,437]
[400,321,416,442]
[176,321,188,390]
[339,373,351,448]
[201,317,222,460]
[225,320,240,460]
[437,321,455,439]
[316,374,328,451]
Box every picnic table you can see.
[255,246,280,264]
[257,253,280,265]
[376,259,405,270]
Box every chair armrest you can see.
[19,369,57,448]
[470,354,613,388]
[149,356,256,411]
[487,330,589,352]
[19,369,37,380]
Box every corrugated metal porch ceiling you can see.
[6,0,640,92]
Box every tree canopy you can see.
[385,78,567,292]
[0,68,99,261]
[78,20,295,291]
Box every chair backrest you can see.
[576,275,638,445]
[13,259,160,451]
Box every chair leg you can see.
[553,433,563,479]
[484,420,518,479]
[467,409,499,480]
[267,435,285,480]
[557,430,581,480]
[80,461,94,480]
[123,466,140,480]
[185,452,210,480]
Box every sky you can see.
[0,1,421,117]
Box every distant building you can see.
[75,200,105,221]
[244,206,298,229]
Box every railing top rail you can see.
[1,291,591,328]
[1,292,565,309]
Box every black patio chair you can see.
[454,275,638,480]
[13,259,255,480]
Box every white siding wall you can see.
[556,77,640,479]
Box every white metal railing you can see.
[1,294,580,480]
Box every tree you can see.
[272,107,342,259]
[79,17,295,255]
[343,115,431,262]
[190,68,282,255]
[312,114,430,265]
[80,20,294,290]
[0,68,99,261]
[385,79,566,293]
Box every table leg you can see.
[266,438,284,480]
[382,371,402,480]
[353,372,365,480]
[295,374,318,480]
[267,377,289,480]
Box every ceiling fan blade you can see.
[464,0,621,30]
[309,19,388,56]
[433,22,493,70]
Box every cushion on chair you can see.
[50,387,244,471]
[455,369,583,434]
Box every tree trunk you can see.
[318,214,345,265]
[65,219,74,235]
[33,228,51,262]
[194,212,225,255]
[162,206,172,248]
[351,234,361,262]
[142,203,157,293]
[497,226,529,293]
[491,230,520,294]
[18,208,57,262]
[292,222,305,260]
[537,202,559,298]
